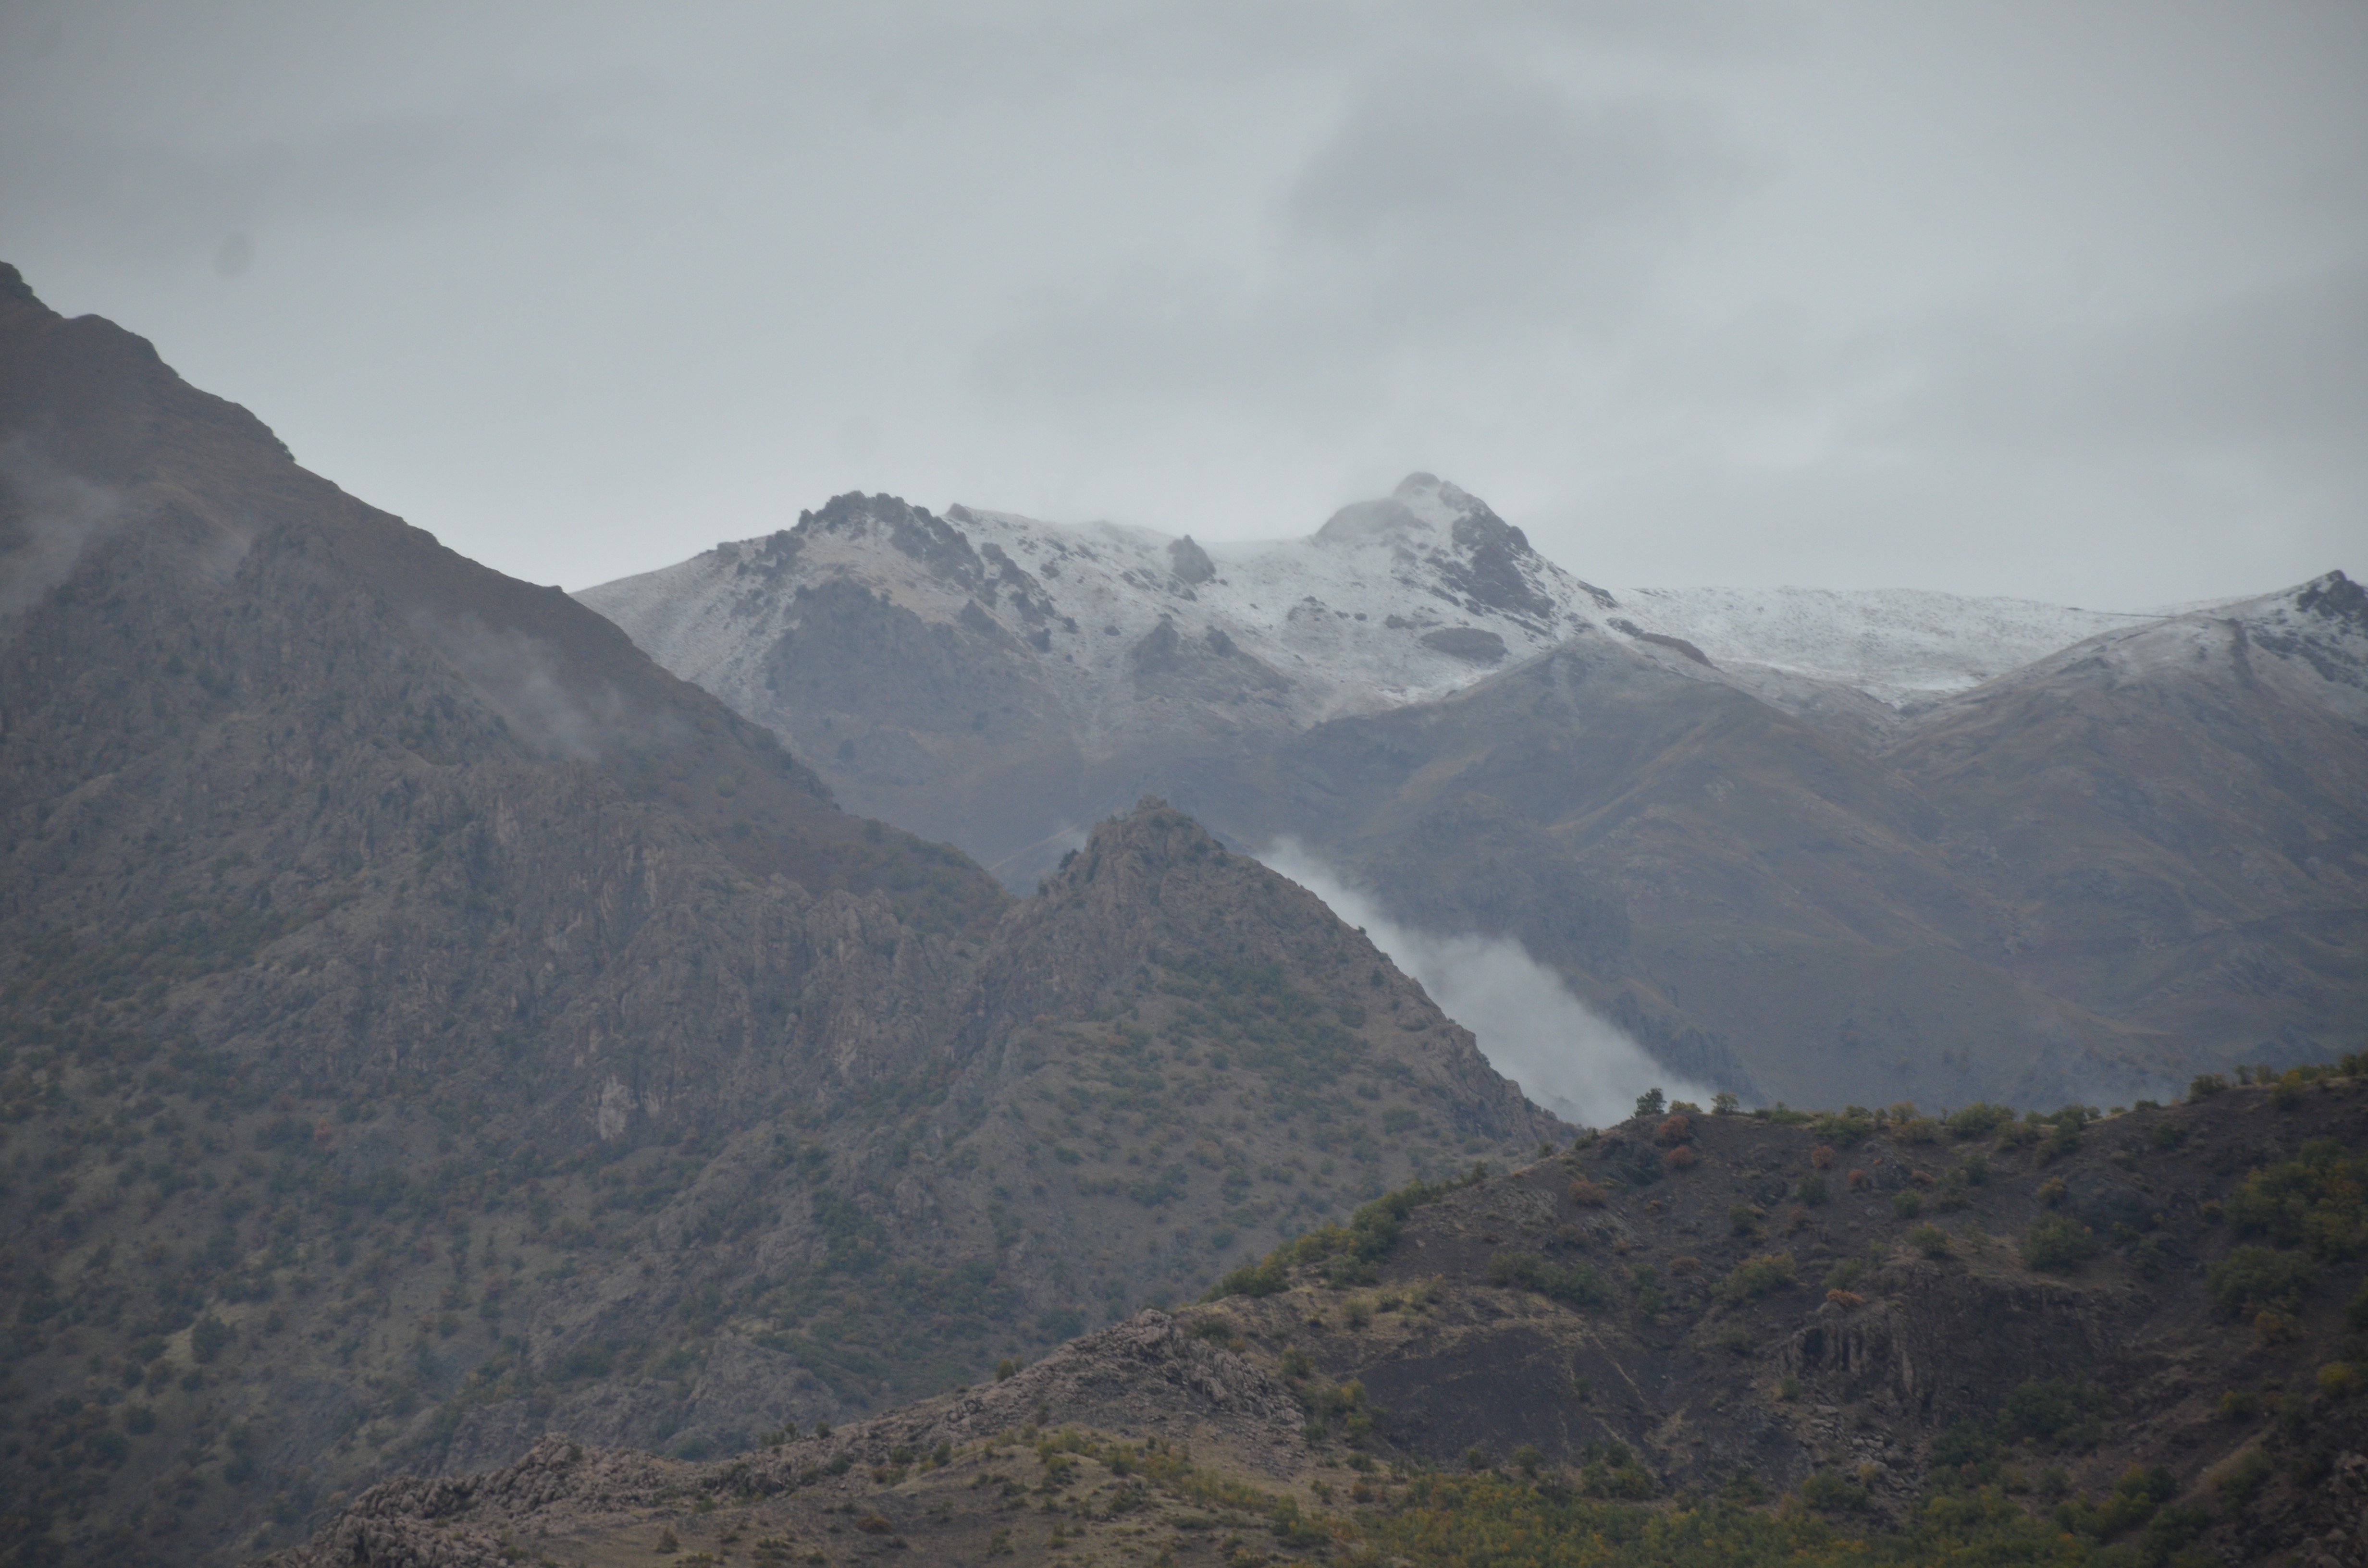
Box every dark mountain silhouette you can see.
[0,264,1558,1568]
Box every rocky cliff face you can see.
[0,264,1560,1568]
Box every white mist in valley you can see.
[1261,843,1714,1128]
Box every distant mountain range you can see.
[582,480,2368,1113]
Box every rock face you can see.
[0,264,1561,1568]
[264,1076,2368,1568]
[581,468,2366,1111]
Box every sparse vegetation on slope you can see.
[268,1067,2368,1568]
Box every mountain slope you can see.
[577,478,2157,886]
[1893,573,2368,1064]
[0,264,1559,1568]
[1214,632,2157,1112]
[268,1070,2368,1568]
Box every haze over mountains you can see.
[582,480,2368,1115]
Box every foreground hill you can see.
[580,482,2366,1111]
[0,265,1558,1568]
[266,1070,2368,1567]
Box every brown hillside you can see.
[261,1073,2368,1568]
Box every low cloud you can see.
[416,611,646,760]
[1260,841,1712,1127]
[0,436,126,633]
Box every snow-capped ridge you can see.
[583,479,2359,767]
[1900,567,2368,735]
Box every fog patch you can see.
[1261,842,1713,1127]
[987,818,1097,892]
[415,611,647,760]
[0,436,126,635]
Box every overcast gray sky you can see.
[4,0,2361,606]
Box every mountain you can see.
[579,476,1610,886]
[579,477,2140,883]
[0,264,1560,1568]
[268,1070,2368,1568]
[578,480,2366,1110]
[1892,575,2368,1072]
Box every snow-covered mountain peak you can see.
[1314,471,1489,548]
[579,479,2349,777]
[580,478,1643,760]
[1922,568,2368,728]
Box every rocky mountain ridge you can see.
[0,262,1561,1568]
[575,476,2178,882]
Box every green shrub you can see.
[2217,1448,2272,1508]
[1577,1439,1654,1498]
[1908,1224,1952,1258]
[1800,1470,1869,1512]
[1714,1253,1797,1305]
[2020,1217,2098,1273]
[1891,1189,1923,1220]
[2205,1246,2316,1318]
[1208,1169,1482,1300]
[1486,1250,1611,1310]
[189,1315,234,1364]
[1945,1103,2014,1140]
[2072,1464,2176,1541]
[1812,1110,1877,1147]
[2188,1072,2228,1100]
[1998,1379,2108,1449]
[1931,1419,1997,1468]
[1797,1174,1828,1206]
[2225,1139,2367,1260]
[1208,1259,1286,1298]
